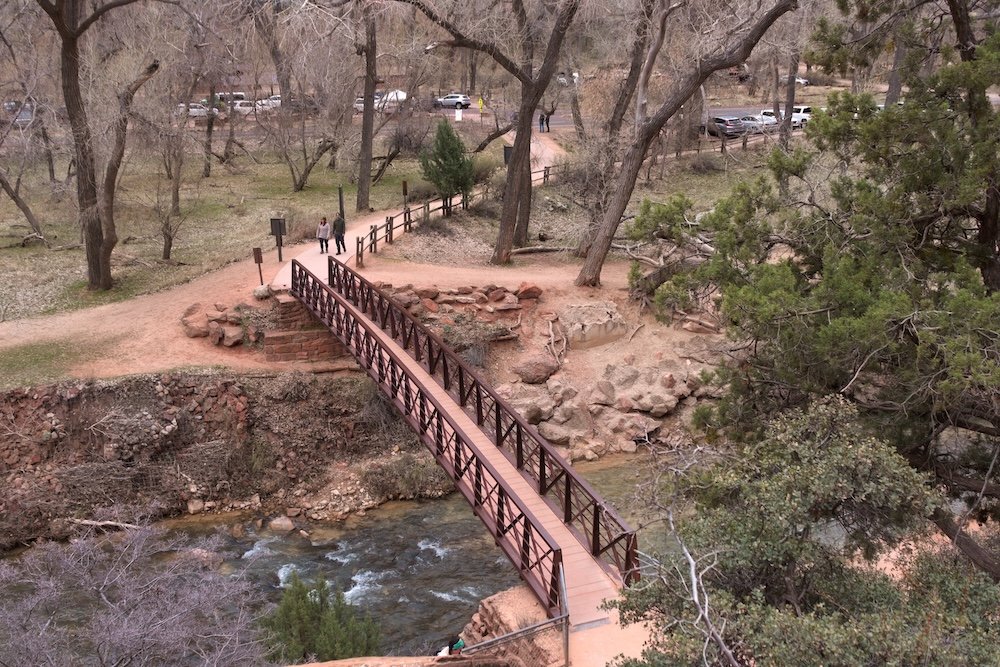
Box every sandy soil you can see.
[0,133,699,390]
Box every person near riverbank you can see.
[316,217,330,254]
[332,213,346,255]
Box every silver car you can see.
[434,93,471,109]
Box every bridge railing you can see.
[291,260,565,617]
[354,162,574,268]
[327,258,639,585]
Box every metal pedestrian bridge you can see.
[289,257,644,664]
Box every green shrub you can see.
[419,120,474,199]
[262,573,380,662]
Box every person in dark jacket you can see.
[538,112,545,132]
[545,111,551,132]
[333,213,346,255]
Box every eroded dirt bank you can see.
[0,370,452,550]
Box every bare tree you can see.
[0,524,267,665]
[34,0,166,290]
[574,0,799,286]
[397,0,580,264]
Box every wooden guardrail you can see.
[354,162,575,267]
[327,257,639,585]
[290,260,565,616]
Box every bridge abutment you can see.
[264,293,349,363]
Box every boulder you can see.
[392,291,421,308]
[590,380,616,406]
[253,285,272,300]
[187,499,205,514]
[515,282,543,300]
[537,422,572,446]
[561,302,628,349]
[205,310,228,323]
[415,287,440,299]
[421,298,439,313]
[268,516,295,532]
[182,315,210,338]
[513,355,559,384]
[487,288,508,302]
[494,293,522,311]
[221,326,244,347]
[208,321,224,345]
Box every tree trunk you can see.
[932,508,1000,582]
[38,123,57,183]
[513,158,532,246]
[162,232,173,261]
[253,2,292,105]
[170,136,183,216]
[884,36,907,107]
[58,31,104,290]
[0,169,45,242]
[203,83,216,177]
[492,94,537,264]
[356,4,377,213]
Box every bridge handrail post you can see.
[356,236,364,267]
[539,447,547,494]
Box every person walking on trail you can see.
[545,111,551,132]
[332,212,347,255]
[538,112,545,132]
[316,217,330,254]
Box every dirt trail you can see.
[0,132,613,383]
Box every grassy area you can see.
[0,146,433,321]
[0,339,102,389]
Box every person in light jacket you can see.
[316,217,330,254]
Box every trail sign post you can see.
[270,218,286,262]
[252,247,263,285]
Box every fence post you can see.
[386,216,394,243]
[356,236,364,267]
[404,207,412,232]
[543,166,550,184]
[369,224,377,253]
[423,200,430,224]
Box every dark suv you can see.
[704,115,745,138]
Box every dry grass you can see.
[0,150,429,321]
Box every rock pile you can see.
[180,301,266,348]
[378,281,543,322]
[498,359,723,462]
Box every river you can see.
[168,452,666,656]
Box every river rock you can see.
[537,421,572,446]
[253,285,272,300]
[415,287,439,299]
[182,315,210,338]
[187,499,205,514]
[268,516,295,532]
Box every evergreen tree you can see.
[419,120,474,199]
[262,573,380,663]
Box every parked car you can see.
[792,105,813,124]
[703,115,745,138]
[12,106,34,129]
[231,100,257,116]
[178,102,217,118]
[739,114,778,134]
[760,109,806,129]
[795,76,809,86]
[263,94,281,109]
[434,93,471,109]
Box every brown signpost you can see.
[252,247,263,285]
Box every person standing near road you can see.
[538,112,545,132]
[545,111,551,132]
[332,212,346,255]
[316,217,330,254]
